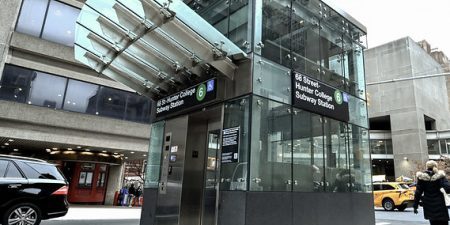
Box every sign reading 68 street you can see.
[156,79,217,117]
[292,72,349,122]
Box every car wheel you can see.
[2,203,42,225]
[382,198,395,211]
[397,205,407,211]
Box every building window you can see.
[64,79,99,113]
[427,140,440,155]
[370,139,393,155]
[78,163,94,188]
[97,165,108,188]
[28,71,67,109]
[16,0,80,46]
[0,64,152,123]
[15,0,48,37]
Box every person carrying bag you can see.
[413,161,450,225]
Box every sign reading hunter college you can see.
[292,72,349,122]
[156,78,217,117]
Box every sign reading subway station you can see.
[156,79,217,117]
[292,72,349,122]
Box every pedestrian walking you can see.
[128,183,136,207]
[413,160,450,225]
[119,185,129,206]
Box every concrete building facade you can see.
[0,0,152,204]
[366,37,450,180]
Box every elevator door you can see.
[201,130,220,225]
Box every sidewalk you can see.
[49,205,142,221]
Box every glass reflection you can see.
[64,80,99,113]
[261,0,291,68]
[0,65,32,103]
[125,94,151,123]
[292,109,324,192]
[15,0,48,37]
[16,0,80,46]
[42,0,80,46]
[349,126,372,192]
[250,96,292,191]
[220,97,250,191]
[324,118,349,192]
[89,87,126,119]
[28,72,67,109]
[0,64,151,123]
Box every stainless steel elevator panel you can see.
[155,116,189,225]
[155,106,223,225]
[180,107,222,225]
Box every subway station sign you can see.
[156,78,217,117]
[292,72,349,122]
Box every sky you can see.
[330,0,450,56]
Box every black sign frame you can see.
[292,72,350,122]
[155,78,217,117]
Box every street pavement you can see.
[38,205,440,225]
[41,205,141,225]
[375,207,437,225]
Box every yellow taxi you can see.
[373,182,415,211]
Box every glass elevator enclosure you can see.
[73,0,373,225]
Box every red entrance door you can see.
[67,162,109,204]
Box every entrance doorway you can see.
[155,106,222,225]
[201,130,220,225]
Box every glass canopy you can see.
[74,0,246,99]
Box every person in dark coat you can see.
[413,160,450,225]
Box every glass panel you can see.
[15,0,48,37]
[145,121,165,188]
[348,94,368,128]
[291,1,322,79]
[41,0,80,46]
[228,0,251,52]
[0,160,8,177]
[292,109,325,192]
[201,130,220,225]
[14,161,42,179]
[319,12,346,91]
[188,0,229,34]
[5,163,23,178]
[25,162,65,180]
[220,96,250,191]
[323,118,349,192]
[427,140,439,155]
[78,172,86,185]
[250,96,292,191]
[440,140,447,154]
[445,139,450,154]
[370,139,386,155]
[90,87,126,119]
[63,79,99,113]
[0,65,32,103]
[124,94,151,123]
[27,71,67,109]
[261,0,291,68]
[385,139,393,154]
[253,55,291,104]
[99,164,107,172]
[344,39,366,99]
[97,172,106,187]
[85,171,93,186]
[350,126,372,192]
